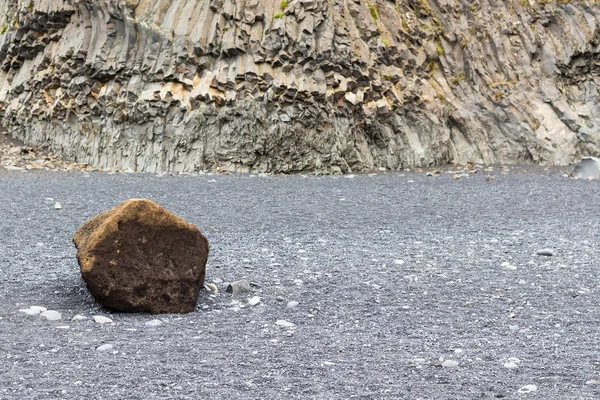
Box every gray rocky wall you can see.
[0,0,599,173]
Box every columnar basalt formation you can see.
[1,0,600,173]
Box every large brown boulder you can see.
[73,199,209,313]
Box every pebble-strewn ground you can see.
[0,151,597,399]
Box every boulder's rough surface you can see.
[73,199,209,313]
[1,1,600,173]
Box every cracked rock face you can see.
[1,0,600,173]
[73,199,209,314]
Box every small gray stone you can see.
[275,296,285,302]
[204,283,218,292]
[503,361,518,369]
[226,280,251,293]
[19,308,41,316]
[248,296,261,306]
[537,248,554,256]
[40,310,62,321]
[93,315,113,324]
[517,384,537,393]
[572,157,600,179]
[96,344,114,352]
[275,319,295,328]
[442,360,459,368]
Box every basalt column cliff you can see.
[1,0,599,173]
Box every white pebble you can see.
[93,316,113,324]
[517,384,537,393]
[442,360,459,368]
[276,320,295,328]
[40,310,62,321]
[30,306,47,312]
[56,326,70,330]
[536,248,554,256]
[212,278,223,284]
[204,283,218,292]
[287,301,299,308]
[293,279,304,285]
[504,362,518,369]
[96,344,113,352]
[145,319,163,327]
[54,202,62,210]
[19,308,40,316]
[71,315,87,321]
[248,296,261,306]
[394,259,405,265]
[501,261,517,270]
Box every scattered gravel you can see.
[1,166,597,399]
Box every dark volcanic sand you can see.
[0,168,598,399]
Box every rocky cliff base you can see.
[1,0,600,173]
